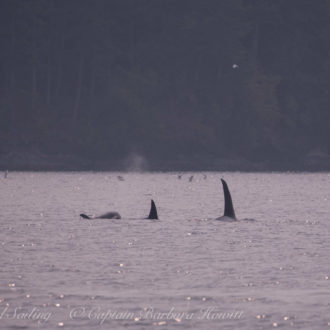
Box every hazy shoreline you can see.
[0,151,329,172]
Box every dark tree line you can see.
[0,0,329,169]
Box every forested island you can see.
[0,0,329,171]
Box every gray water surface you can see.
[0,172,329,329]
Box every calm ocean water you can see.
[0,172,329,329]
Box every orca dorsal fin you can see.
[148,199,158,219]
[221,179,236,219]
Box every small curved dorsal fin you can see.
[221,179,236,219]
[148,199,158,219]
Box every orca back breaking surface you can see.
[147,199,158,220]
[217,179,237,220]
[80,211,121,219]
[97,212,121,219]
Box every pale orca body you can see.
[147,199,158,220]
[216,179,237,221]
[80,211,121,219]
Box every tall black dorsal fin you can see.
[148,199,158,219]
[221,179,236,219]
